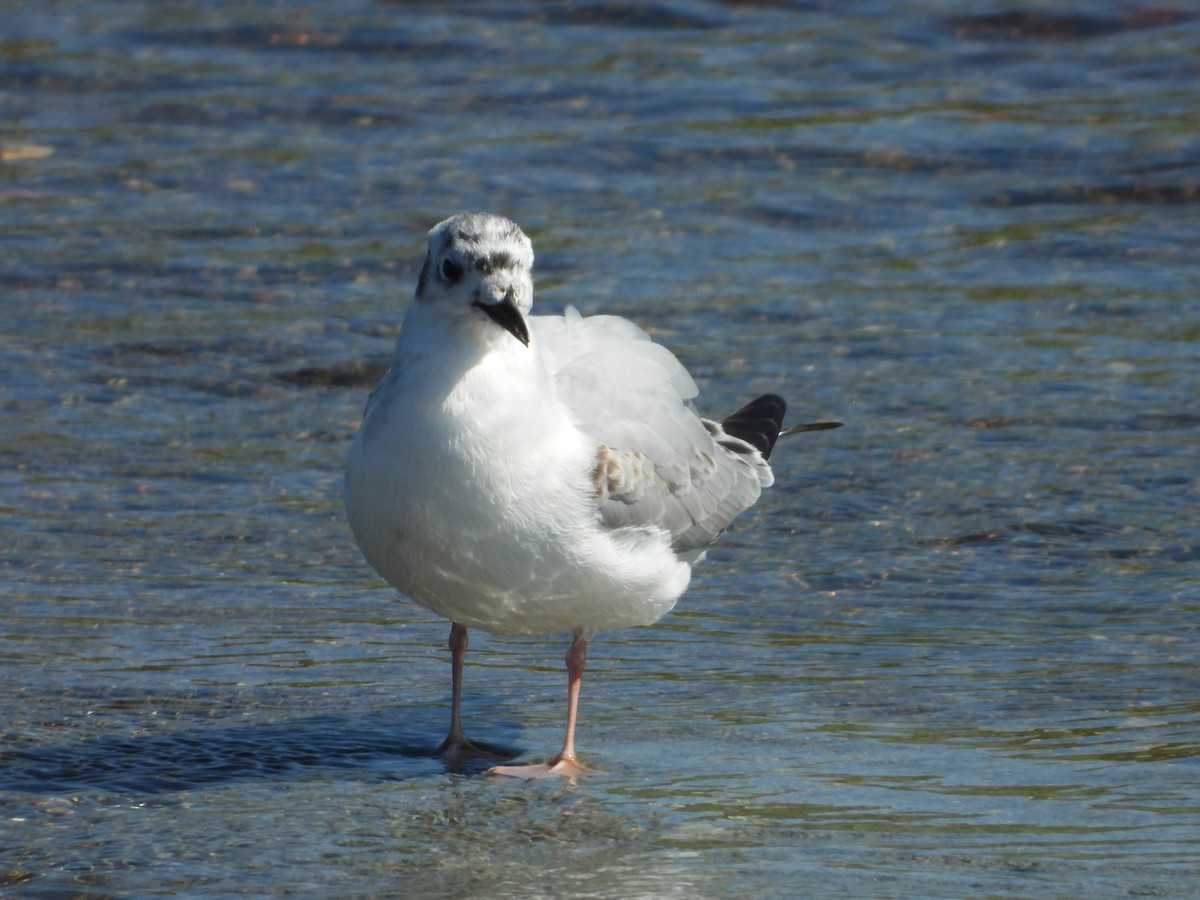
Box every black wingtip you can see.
[780,420,843,435]
[720,393,787,460]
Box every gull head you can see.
[415,211,534,347]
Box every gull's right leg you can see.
[434,622,507,763]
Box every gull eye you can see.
[440,258,464,283]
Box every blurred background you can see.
[2,1,1197,896]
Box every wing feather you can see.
[532,308,775,553]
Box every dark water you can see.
[2,1,1198,896]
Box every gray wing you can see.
[531,308,774,554]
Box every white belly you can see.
[344,360,690,637]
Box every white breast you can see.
[344,322,691,637]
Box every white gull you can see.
[344,212,840,778]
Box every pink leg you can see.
[489,629,600,779]
[434,623,505,761]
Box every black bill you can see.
[474,297,530,347]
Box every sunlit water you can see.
[2,1,1198,896]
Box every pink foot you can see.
[487,632,599,781]
[487,754,601,780]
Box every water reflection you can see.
[0,713,518,794]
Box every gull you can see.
[344,212,840,778]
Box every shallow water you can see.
[2,1,1198,896]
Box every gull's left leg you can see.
[489,628,600,779]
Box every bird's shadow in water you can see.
[0,714,524,794]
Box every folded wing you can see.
[532,309,782,556]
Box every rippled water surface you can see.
[2,1,1198,896]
